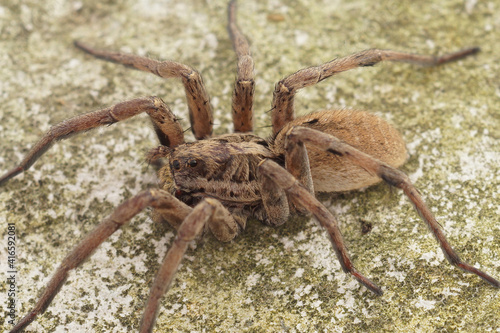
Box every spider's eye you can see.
[188,159,198,167]
[172,160,181,170]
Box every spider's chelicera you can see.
[2,1,498,332]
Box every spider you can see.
[2,1,499,332]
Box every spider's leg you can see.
[74,41,213,139]
[228,0,254,133]
[140,198,239,332]
[261,126,315,217]
[258,159,383,296]
[271,47,479,135]
[257,126,316,223]
[290,126,500,288]
[284,127,314,214]
[10,189,191,333]
[0,97,183,186]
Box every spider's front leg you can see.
[285,126,500,288]
[10,188,238,333]
[140,197,239,332]
[258,159,383,296]
[10,189,187,332]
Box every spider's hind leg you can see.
[270,47,480,135]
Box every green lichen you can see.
[0,0,498,332]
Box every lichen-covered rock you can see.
[0,0,498,332]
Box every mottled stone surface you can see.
[0,0,498,332]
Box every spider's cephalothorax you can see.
[167,133,272,206]
[1,1,498,332]
[157,133,275,232]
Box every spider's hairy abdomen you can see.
[271,109,408,192]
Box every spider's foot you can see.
[351,270,383,296]
[457,262,500,288]
[0,167,23,186]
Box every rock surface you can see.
[1,0,498,332]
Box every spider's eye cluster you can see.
[171,159,199,170]
[172,160,181,170]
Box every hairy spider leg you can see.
[228,0,255,132]
[288,126,500,288]
[0,96,183,186]
[271,47,479,135]
[75,41,213,140]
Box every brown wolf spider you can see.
[2,1,499,332]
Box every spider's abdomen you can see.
[271,109,408,192]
